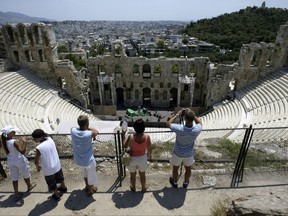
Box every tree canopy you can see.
[183,6,288,51]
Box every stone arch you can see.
[116,88,124,107]
[6,25,15,43]
[251,49,262,67]
[155,90,160,100]
[135,89,140,100]
[25,50,30,61]
[142,87,151,106]
[32,24,42,44]
[17,24,28,44]
[13,51,20,62]
[163,90,168,100]
[133,64,140,76]
[115,64,122,76]
[170,87,177,107]
[38,49,45,62]
[143,64,151,79]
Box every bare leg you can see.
[139,171,147,192]
[172,166,179,183]
[12,180,20,197]
[60,181,66,189]
[130,172,136,192]
[24,178,36,191]
[184,166,191,183]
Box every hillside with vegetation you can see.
[181,6,288,63]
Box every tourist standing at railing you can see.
[123,118,152,193]
[32,129,67,201]
[0,126,36,201]
[166,108,202,189]
[0,137,7,178]
[71,115,99,196]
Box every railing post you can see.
[230,125,253,188]
[114,130,123,187]
[230,125,252,188]
[239,128,254,183]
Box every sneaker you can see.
[169,177,178,188]
[183,182,189,189]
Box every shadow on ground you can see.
[112,190,144,208]
[64,189,96,211]
[0,191,33,208]
[153,186,187,210]
[28,198,58,216]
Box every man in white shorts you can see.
[166,108,202,189]
[71,115,99,196]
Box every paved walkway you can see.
[1,163,288,216]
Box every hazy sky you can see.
[1,0,288,21]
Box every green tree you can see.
[182,38,189,45]
[58,44,68,53]
[64,54,86,71]
[156,39,165,49]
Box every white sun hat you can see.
[1,126,20,136]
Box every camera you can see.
[181,108,186,117]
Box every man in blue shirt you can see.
[71,115,99,196]
[166,108,202,189]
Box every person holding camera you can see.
[166,108,202,189]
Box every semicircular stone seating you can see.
[200,69,288,143]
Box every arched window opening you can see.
[143,64,151,79]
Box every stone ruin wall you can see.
[0,23,89,108]
[205,21,288,106]
[1,21,288,113]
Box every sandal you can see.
[85,186,97,193]
[141,185,148,193]
[14,192,23,201]
[27,183,37,192]
[57,187,67,193]
[51,193,61,201]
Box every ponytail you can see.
[1,134,9,155]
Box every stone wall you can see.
[205,21,288,106]
[0,23,89,107]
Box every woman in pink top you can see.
[123,119,152,193]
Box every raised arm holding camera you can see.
[166,108,202,189]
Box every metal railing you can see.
[1,126,288,189]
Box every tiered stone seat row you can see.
[0,70,99,134]
[199,69,288,143]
